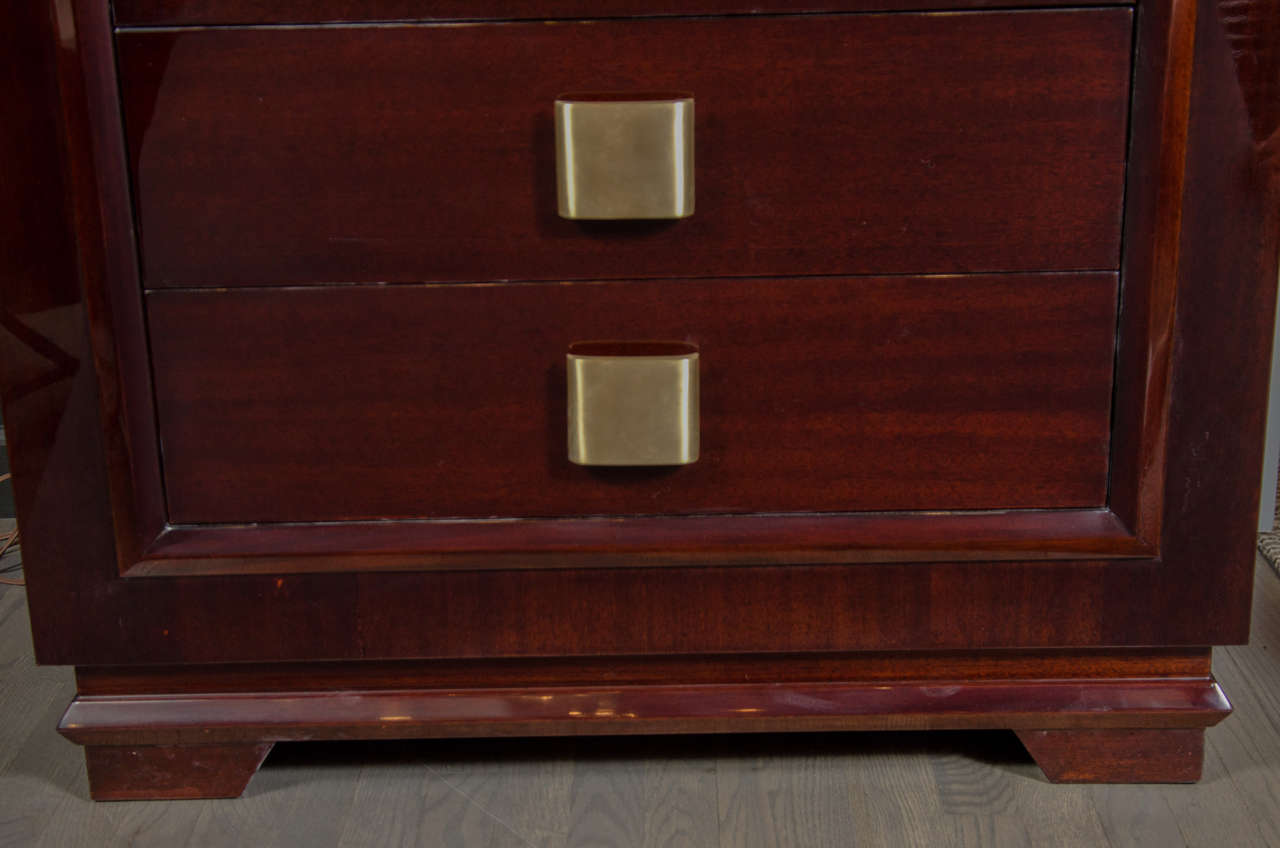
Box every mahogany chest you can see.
[2,0,1278,798]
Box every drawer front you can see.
[118,10,1133,288]
[147,273,1117,524]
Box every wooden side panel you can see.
[12,0,167,572]
[147,274,1118,523]
[1146,0,1280,638]
[1096,0,1280,648]
[116,11,1133,288]
[1108,0,1196,547]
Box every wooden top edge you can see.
[113,0,1135,29]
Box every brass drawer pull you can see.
[567,341,699,466]
[555,93,695,220]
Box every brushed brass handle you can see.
[567,341,699,466]
[555,93,695,220]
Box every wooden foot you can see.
[1015,728,1204,783]
[84,743,274,800]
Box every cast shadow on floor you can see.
[252,729,1039,793]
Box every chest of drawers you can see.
[3,0,1278,798]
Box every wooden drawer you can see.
[147,273,1117,523]
[116,9,1133,288]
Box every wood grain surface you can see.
[57,648,1232,795]
[147,273,1118,523]
[4,0,1274,706]
[58,672,1231,746]
[3,0,1280,811]
[83,744,275,801]
[73,649,1214,695]
[4,565,1280,837]
[1107,0,1197,550]
[130,508,1153,577]
[1014,729,1205,783]
[34,0,167,572]
[113,0,1132,27]
[116,10,1133,288]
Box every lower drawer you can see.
[146,273,1117,523]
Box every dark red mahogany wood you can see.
[2,0,1277,799]
[1108,0,1197,550]
[84,744,274,801]
[60,681,1230,745]
[115,11,1133,288]
[1015,729,1206,783]
[61,652,1229,794]
[113,0,1129,27]
[71,649,1219,694]
[147,274,1118,523]
[58,0,166,571]
[135,509,1148,576]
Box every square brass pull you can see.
[567,341,699,466]
[555,93,695,220]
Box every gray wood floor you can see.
[1,543,1277,847]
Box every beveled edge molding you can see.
[53,0,167,573]
[73,648,1216,695]
[125,508,1153,576]
[58,676,1231,748]
[1108,0,1198,550]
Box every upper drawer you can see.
[117,10,1132,288]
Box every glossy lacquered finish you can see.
[132,508,1154,578]
[61,650,1229,794]
[83,744,274,801]
[70,649,1220,694]
[112,0,1129,26]
[60,679,1230,743]
[115,10,1132,287]
[3,0,1273,658]
[3,0,1278,798]
[147,273,1117,523]
[1014,729,1207,783]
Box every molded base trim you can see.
[60,657,1231,797]
[60,679,1232,746]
